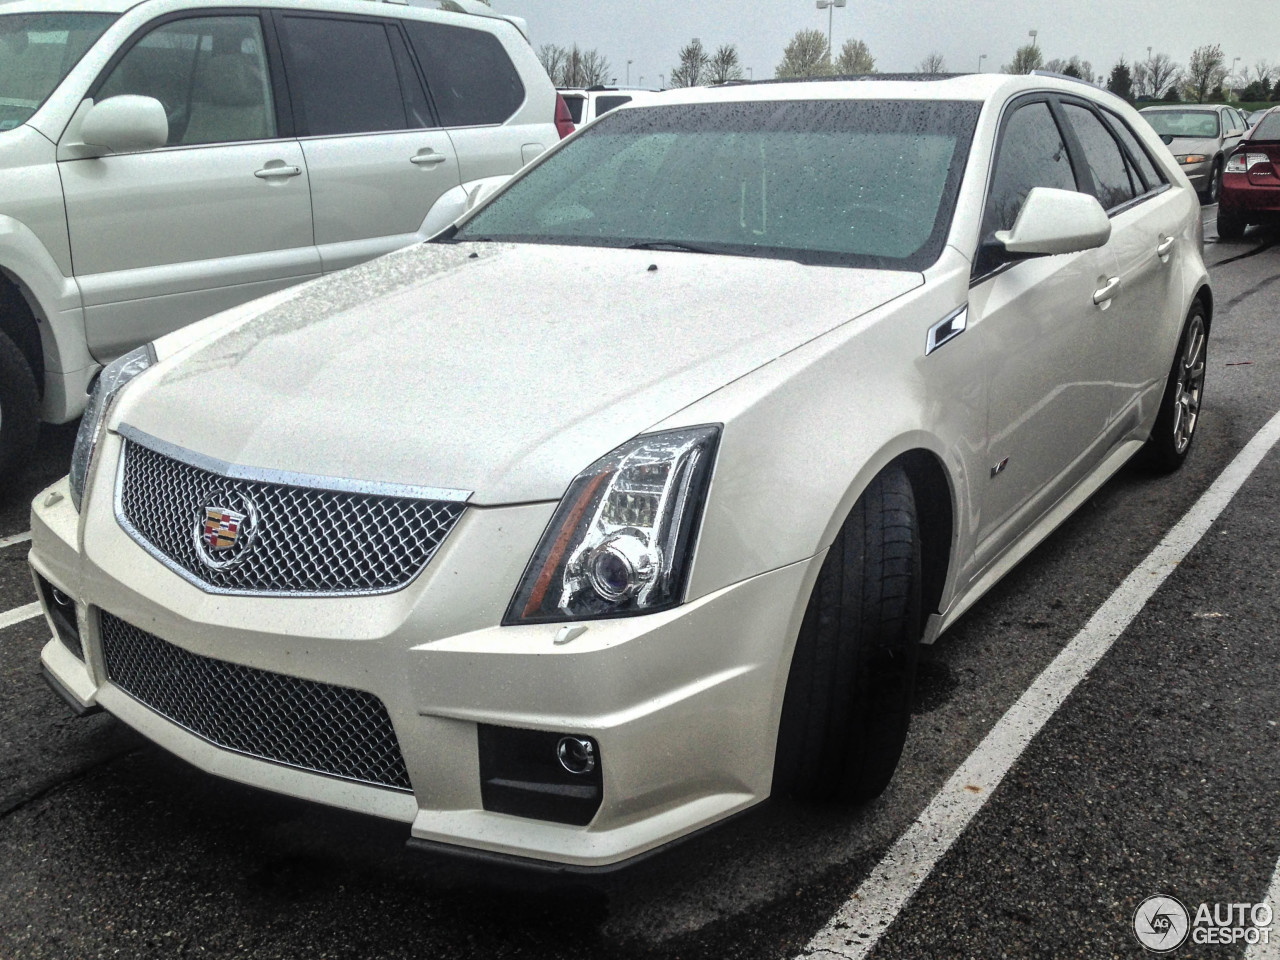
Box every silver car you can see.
[1140,103,1248,202]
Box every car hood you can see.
[121,242,921,504]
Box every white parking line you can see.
[0,602,42,632]
[801,406,1280,960]
[0,531,31,550]
[1245,854,1280,959]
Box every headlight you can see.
[505,425,720,625]
[69,345,155,510]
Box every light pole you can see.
[1231,56,1241,90]
[978,53,987,73]
[638,75,644,88]
[627,59,633,85]
[747,67,753,80]
[816,0,846,61]
[1028,29,1038,50]
[658,73,665,90]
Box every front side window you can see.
[454,99,980,270]
[0,13,116,131]
[982,101,1078,237]
[402,20,524,127]
[1142,110,1220,139]
[1062,103,1135,211]
[280,16,407,136]
[97,16,275,147]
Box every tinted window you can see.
[1104,112,1165,191]
[594,95,632,117]
[562,94,585,124]
[456,100,981,271]
[983,101,1077,236]
[98,16,276,146]
[1255,113,1280,141]
[282,16,406,136]
[0,12,115,130]
[1063,103,1135,210]
[403,21,524,127]
[388,27,432,128]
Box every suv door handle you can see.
[410,151,448,167]
[1156,237,1175,258]
[255,162,301,179]
[1093,276,1121,305]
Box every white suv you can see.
[0,0,559,484]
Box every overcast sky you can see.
[490,0,1278,88]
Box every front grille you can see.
[100,613,412,791]
[116,436,465,596]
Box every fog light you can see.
[557,736,597,775]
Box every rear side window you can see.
[1255,113,1280,141]
[594,95,631,117]
[402,20,524,127]
[280,16,407,136]
[983,101,1077,236]
[1104,113,1165,192]
[562,94,585,124]
[1062,103,1136,211]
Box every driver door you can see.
[58,13,318,360]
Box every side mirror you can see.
[992,187,1111,260]
[79,96,168,156]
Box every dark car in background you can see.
[1219,108,1280,240]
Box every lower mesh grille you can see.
[99,613,412,791]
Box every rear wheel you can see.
[772,465,922,804]
[0,330,40,493]
[1144,304,1208,473]
[1217,209,1246,241]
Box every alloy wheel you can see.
[1172,316,1206,454]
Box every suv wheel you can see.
[0,330,40,493]
[772,465,922,803]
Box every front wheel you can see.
[772,465,922,804]
[1202,160,1222,204]
[0,330,40,493]
[1144,304,1208,473]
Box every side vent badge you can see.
[926,305,968,356]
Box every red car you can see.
[1219,108,1280,239]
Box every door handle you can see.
[410,151,448,167]
[254,162,301,179]
[1156,237,1175,258]
[1093,276,1121,305]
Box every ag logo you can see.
[1134,895,1190,952]
[193,493,259,570]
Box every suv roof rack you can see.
[378,0,529,42]
[716,73,966,87]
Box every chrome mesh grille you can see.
[100,613,412,791]
[117,439,465,596]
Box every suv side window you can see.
[1062,103,1136,211]
[96,16,276,147]
[982,100,1077,239]
[280,16,409,136]
[402,20,525,127]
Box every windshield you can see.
[0,13,116,131]
[1142,110,1220,139]
[454,99,981,270]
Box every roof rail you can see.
[378,0,530,42]
[1029,70,1095,86]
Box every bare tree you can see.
[775,28,832,79]
[916,52,946,75]
[543,44,612,88]
[538,43,567,84]
[708,44,745,84]
[671,38,711,87]
[1003,44,1044,75]
[579,48,611,87]
[1135,52,1182,99]
[1184,43,1227,103]
[834,38,876,75]
[1045,56,1093,81]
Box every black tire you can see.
[0,329,40,493]
[1202,160,1222,204]
[1144,303,1208,474]
[772,465,922,804]
[1217,209,1246,241]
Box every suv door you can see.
[968,97,1121,573]
[275,12,462,274]
[59,13,318,360]
[1060,101,1188,439]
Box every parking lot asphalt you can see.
[1,211,1278,960]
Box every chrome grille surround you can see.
[99,612,412,792]
[114,425,469,597]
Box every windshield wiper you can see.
[626,241,718,255]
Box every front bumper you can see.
[30,435,820,868]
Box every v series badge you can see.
[991,457,1010,477]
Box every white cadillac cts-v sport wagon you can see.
[30,73,1211,870]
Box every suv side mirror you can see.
[79,96,168,156]
[992,187,1111,260]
